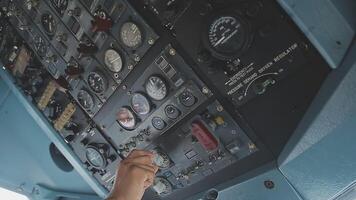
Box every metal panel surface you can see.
[278,0,356,68]
[278,40,356,200]
[186,164,302,200]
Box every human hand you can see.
[107,150,159,200]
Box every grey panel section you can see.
[278,0,356,68]
[278,40,356,200]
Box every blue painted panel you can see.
[187,164,302,200]
[278,0,355,68]
[279,41,356,200]
[0,82,96,197]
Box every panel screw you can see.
[216,105,224,112]
[128,64,133,70]
[133,54,140,62]
[169,48,176,56]
[202,87,210,95]
[264,180,275,189]
[148,38,154,45]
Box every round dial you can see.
[116,107,136,130]
[207,15,249,59]
[51,0,68,15]
[41,13,57,36]
[85,146,106,168]
[131,93,151,115]
[87,71,107,93]
[179,91,196,107]
[145,76,168,101]
[153,177,173,195]
[152,150,171,168]
[152,117,166,130]
[165,105,180,119]
[120,22,143,48]
[77,90,94,110]
[104,49,123,73]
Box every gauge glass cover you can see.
[87,71,107,93]
[104,49,123,72]
[145,76,168,101]
[120,22,143,48]
[51,0,68,15]
[41,13,57,35]
[131,93,151,115]
[77,90,94,110]
[85,147,105,168]
[117,107,136,130]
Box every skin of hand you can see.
[107,150,159,200]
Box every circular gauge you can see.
[77,89,94,110]
[131,93,151,115]
[152,117,166,130]
[41,13,57,36]
[116,107,136,130]
[51,0,68,15]
[179,91,196,107]
[34,36,48,58]
[165,105,180,119]
[205,14,251,60]
[104,49,123,72]
[85,146,106,168]
[145,76,168,101]
[120,22,143,48]
[152,150,171,168]
[87,71,107,93]
[153,177,173,196]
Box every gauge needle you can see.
[110,56,121,63]
[214,36,225,47]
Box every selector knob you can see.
[91,16,113,32]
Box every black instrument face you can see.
[85,146,106,168]
[116,107,136,130]
[145,76,168,101]
[208,16,246,55]
[50,0,68,15]
[77,90,94,110]
[120,22,143,48]
[33,36,47,58]
[151,116,166,130]
[41,13,57,36]
[87,71,107,94]
[131,93,151,115]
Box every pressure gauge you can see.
[104,49,123,72]
[153,177,173,196]
[204,13,251,60]
[131,93,151,115]
[77,89,94,110]
[41,13,57,36]
[51,0,68,15]
[85,146,106,168]
[117,107,136,130]
[87,71,107,93]
[120,22,143,48]
[152,150,171,168]
[145,76,168,101]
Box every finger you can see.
[127,150,154,159]
[127,162,157,174]
[124,155,154,165]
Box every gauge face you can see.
[165,105,180,119]
[152,117,166,130]
[179,91,196,107]
[51,0,68,15]
[34,36,47,58]
[77,89,94,110]
[145,76,168,101]
[41,13,57,36]
[131,93,150,115]
[85,147,106,168]
[87,71,107,93]
[104,49,123,72]
[117,107,136,130]
[153,177,173,196]
[208,16,247,55]
[152,150,171,168]
[120,22,143,48]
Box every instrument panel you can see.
[0,0,330,199]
